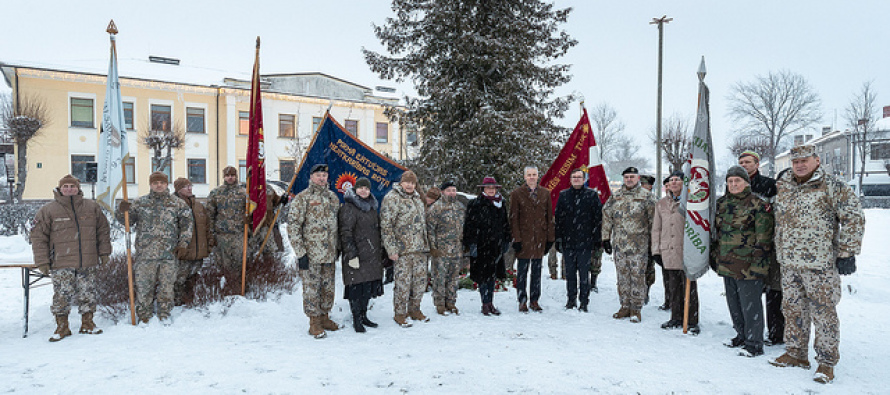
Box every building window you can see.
[238,160,247,183]
[239,111,249,135]
[871,142,890,161]
[188,159,206,184]
[70,98,94,128]
[345,120,358,136]
[151,157,172,181]
[186,107,205,133]
[312,117,323,133]
[151,104,172,132]
[376,122,388,143]
[123,102,134,130]
[124,157,136,184]
[279,160,295,182]
[279,114,295,138]
[71,155,95,181]
[407,130,418,146]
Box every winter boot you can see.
[519,302,529,313]
[529,301,543,312]
[629,310,642,323]
[579,302,589,313]
[350,300,366,333]
[661,319,683,330]
[481,304,492,316]
[49,315,72,342]
[550,273,558,280]
[658,302,671,311]
[738,345,764,357]
[612,307,630,319]
[591,275,599,293]
[359,297,378,328]
[565,299,577,310]
[308,316,326,339]
[769,353,811,369]
[409,310,429,322]
[446,302,460,315]
[436,305,449,316]
[320,314,340,331]
[814,364,834,384]
[394,314,413,328]
[724,336,745,348]
[489,304,501,316]
[79,312,103,335]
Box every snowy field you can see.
[1,210,888,394]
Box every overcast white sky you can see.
[2,0,889,169]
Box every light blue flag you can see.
[96,27,131,212]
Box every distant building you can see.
[1,58,409,200]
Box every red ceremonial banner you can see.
[246,39,267,233]
[540,108,611,211]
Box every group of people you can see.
[29,143,864,385]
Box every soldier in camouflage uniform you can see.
[31,174,112,341]
[768,145,865,384]
[712,167,774,356]
[601,167,656,322]
[117,171,193,324]
[381,170,430,327]
[426,180,465,315]
[206,166,247,275]
[287,164,340,338]
[172,177,211,306]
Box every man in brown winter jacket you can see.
[509,166,554,312]
[172,177,211,305]
[31,174,112,342]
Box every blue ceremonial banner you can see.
[290,113,406,202]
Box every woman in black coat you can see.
[462,177,510,316]
[338,177,384,332]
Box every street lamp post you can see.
[651,15,672,199]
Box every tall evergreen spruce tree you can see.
[364,0,576,190]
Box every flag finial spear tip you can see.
[106,20,118,35]
[697,56,707,80]
[256,36,261,48]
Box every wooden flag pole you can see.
[682,277,691,334]
[121,165,136,325]
[241,209,249,296]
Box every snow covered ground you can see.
[1,210,888,394]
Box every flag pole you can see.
[106,20,136,326]
[683,278,691,334]
[241,37,261,296]
[256,171,298,258]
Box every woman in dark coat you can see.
[462,177,510,316]
[338,177,385,332]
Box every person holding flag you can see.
[207,166,247,276]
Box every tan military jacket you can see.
[602,183,656,255]
[287,182,340,264]
[380,184,429,256]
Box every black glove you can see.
[118,200,131,213]
[466,244,478,258]
[709,256,718,272]
[593,240,602,250]
[602,240,612,255]
[836,256,856,275]
[545,241,553,253]
[512,242,522,253]
[298,255,309,270]
[653,254,663,267]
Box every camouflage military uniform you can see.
[117,190,193,321]
[50,267,99,316]
[287,182,340,318]
[425,194,465,309]
[602,184,656,312]
[774,166,864,367]
[381,184,430,316]
[206,182,247,273]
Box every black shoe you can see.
[361,315,378,328]
[579,303,588,312]
[658,303,670,311]
[738,345,764,357]
[660,319,682,329]
[565,300,576,310]
[688,325,701,335]
[591,275,599,293]
[765,338,784,346]
[644,294,650,305]
[724,336,745,348]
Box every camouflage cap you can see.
[790,144,817,160]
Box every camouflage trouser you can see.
[50,267,98,316]
[214,233,245,273]
[134,259,176,321]
[393,253,428,315]
[431,256,461,306]
[590,248,603,277]
[174,259,203,305]
[782,266,842,367]
[614,250,648,310]
[503,247,516,272]
[547,245,562,278]
[300,261,336,317]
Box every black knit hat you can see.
[440,180,456,190]
[355,177,371,190]
[726,166,751,184]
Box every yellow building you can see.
[1,58,410,200]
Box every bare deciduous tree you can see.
[139,120,185,175]
[650,113,691,173]
[0,94,51,201]
[727,134,773,160]
[606,137,651,181]
[727,70,822,175]
[845,81,879,196]
[587,102,626,163]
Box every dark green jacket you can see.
[711,187,774,280]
